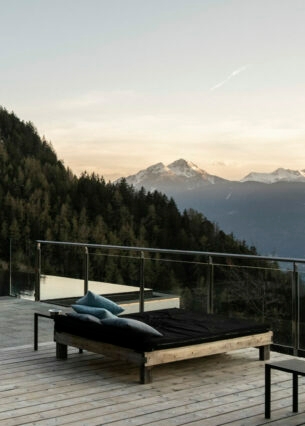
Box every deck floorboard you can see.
[0,298,304,425]
[0,344,304,426]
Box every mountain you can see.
[121,159,228,192]
[124,161,305,187]
[119,160,305,258]
[241,168,305,183]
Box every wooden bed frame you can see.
[54,329,273,383]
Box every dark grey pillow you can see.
[71,304,117,319]
[101,317,162,336]
[76,290,124,314]
[67,312,102,324]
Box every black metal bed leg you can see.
[140,365,152,384]
[265,364,271,418]
[293,372,298,412]
[259,345,270,361]
[56,342,68,359]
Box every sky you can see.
[1,0,305,181]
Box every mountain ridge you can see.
[241,168,305,184]
[117,158,227,192]
[120,159,305,189]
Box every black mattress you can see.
[54,308,270,353]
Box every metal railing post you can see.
[292,261,299,356]
[207,256,214,314]
[84,246,89,295]
[9,238,12,296]
[35,242,41,301]
[139,251,145,313]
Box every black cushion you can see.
[54,308,270,352]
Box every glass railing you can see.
[34,240,305,357]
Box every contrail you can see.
[210,65,249,91]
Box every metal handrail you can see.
[36,240,305,265]
[35,239,305,356]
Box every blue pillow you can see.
[101,317,162,337]
[76,291,124,315]
[67,312,101,324]
[71,304,117,320]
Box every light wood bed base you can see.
[54,330,273,384]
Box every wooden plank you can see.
[54,331,272,371]
[145,332,272,366]
[55,332,146,365]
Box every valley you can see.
[122,160,305,258]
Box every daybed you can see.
[54,308,272,383]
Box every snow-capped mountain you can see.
[241,168,305,183]
[116,160,305,258]
[121,159,227,191]
[120,161,305,187]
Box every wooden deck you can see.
[0,343,305,425]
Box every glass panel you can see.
[39,244,87,301]
[213,259,293,347]
[298,267,305,351]
[7,239,36,298]
[8,240,305,355]
[141,253,210,313]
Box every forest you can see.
[0,107,293,342]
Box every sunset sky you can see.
[1,0,305,181]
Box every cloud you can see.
[210,65,250,91]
